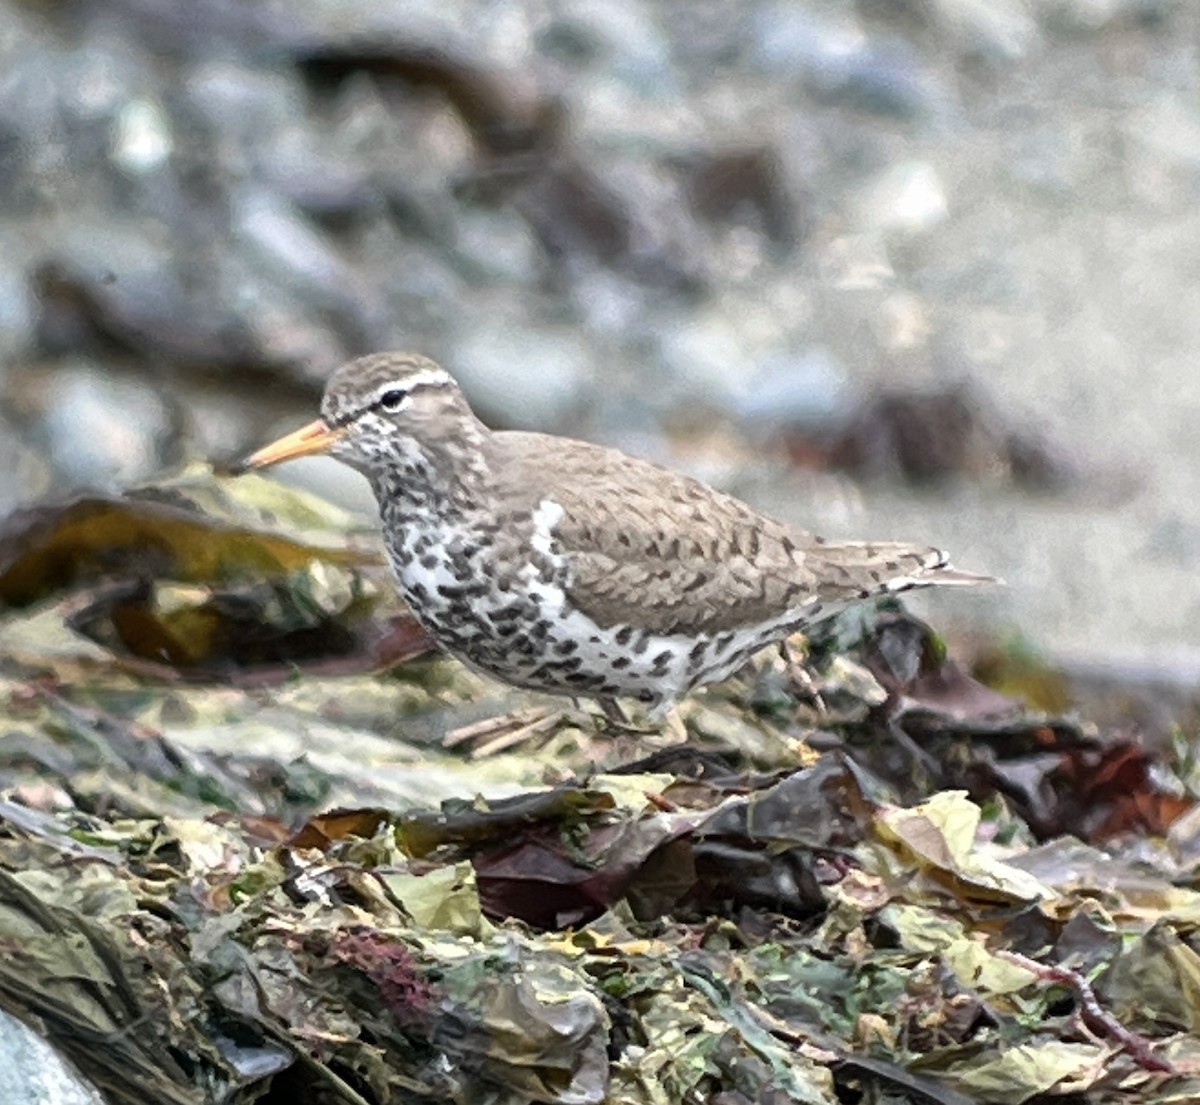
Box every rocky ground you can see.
[1,0,1197,673]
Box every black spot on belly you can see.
[438,582,488,601]
[689,639,708,662]
[565,671,605,689]
[615,626,633,646]
[554,639,579,656]
[420,553,439,570]
[612,657,630,670]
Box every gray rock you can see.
[855,161,950,235]
[110,98,173,175]
[0,413,53,519]
[537,0,675,93]
[34,360,175,489]
[183,61,308,149]
[927,0,1040,64]
[735,347,855,434]
[1039,0,1177,32]
[655,310,761,410]
[752,4,942,119]
[0,243,37,360]
[233,189,386,333]
[451,320,595,429]
[452,207,541,284]
[0,1009,104,1105]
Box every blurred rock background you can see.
[0,0,1196,675]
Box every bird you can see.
[236,352,992,726]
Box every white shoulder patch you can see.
[530,498,565,557]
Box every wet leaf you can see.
[941,1040,1106,1103]
[874,791,1049,903]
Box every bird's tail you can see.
[808,540,999,597]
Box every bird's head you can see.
[237,352,481,479]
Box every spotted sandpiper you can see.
[237,352,991,724]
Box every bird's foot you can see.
[780,635,828,714]
[596,696,634,728]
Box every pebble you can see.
[34,361,175,488]
[856,161,950,235]
[929,0,1039,64]
[734,347,855,434]
[450,320,595,429]
[0,414,53,516]
[751,4,938,119]
[110,98,173,174]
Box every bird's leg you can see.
[598,696,632,727]
[780,634,827,713]
[598,696,653,732]
[595,696,686,743]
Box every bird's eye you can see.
[377,388,408,412]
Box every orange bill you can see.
[236,419,343,472]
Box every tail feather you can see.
[883,548,999,594]
[909,565,999,588]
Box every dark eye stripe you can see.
[323,368,451,426]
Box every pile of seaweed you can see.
[0,470,1196,1105]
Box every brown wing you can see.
[483,432,966,636]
